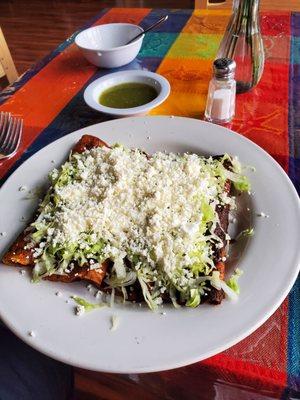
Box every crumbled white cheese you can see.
[86,284,93,292]
[32,248,43,258]
[30,145,243,300]
[257,212,269,218]
[75,305,85,316]
[65,262,75,273]
[134,336,140,344]
[39,147,230,275]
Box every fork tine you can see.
[3,118,18,153]
[0,112,11,145]
[0,118,11,148]
[8,118,22,154]
[0,112,9,127]
[16,119,23,149]
[0,113,23,159]
[0,112,11,128]
[0,117,15,150]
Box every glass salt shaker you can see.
[204,58,236,124]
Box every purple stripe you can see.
[288,12,300,195]
[140,8,192,33]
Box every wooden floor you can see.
[0,0,193,74]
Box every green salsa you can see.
[99,82,158,109]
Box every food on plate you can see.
[2,134,250,309]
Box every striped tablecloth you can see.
[0,8,299,399]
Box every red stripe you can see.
[202,354,287,391]
[201,301,289,388]
[0,8,150,180]
[231,61,290,172]
[260,11,290,36]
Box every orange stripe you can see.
[0,8,150,180]
[93,8,150,25]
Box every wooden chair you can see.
[0,27,18,88]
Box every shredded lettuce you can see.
[32,251,56,282]
[27,146,251,309]
[72,296,106,312]
[31,234,106,281]
[226,268,243,294]
[216,156,251,192]
[186,289,200,308]
[53,162,75,188]
[137,274,157,310]
[233,175,251,192]
[110,315,119,331]
[210,270,222,290]
[201,201,215,224]
[169,286,181,309]
[220,280,238,301]
[235,228,254,241]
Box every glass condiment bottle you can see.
[204,58,236,125]
[216,0,264,93]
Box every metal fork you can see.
[0,112,23,160]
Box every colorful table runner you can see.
[0,8,299,398]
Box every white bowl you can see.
[75,23,144,68]
[83,70,171,117]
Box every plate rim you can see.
[0,115,299,373]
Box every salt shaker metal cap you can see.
[213,58,236,79]
[204,57,236,124]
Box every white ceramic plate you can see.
[0,116,299,373]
